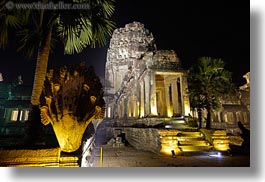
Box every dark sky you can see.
[0,0,249,87]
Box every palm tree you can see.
[187,57,235,129]
[0,0,115,144]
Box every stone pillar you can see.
[120,98,124,119]
[124,97,128,118]
[117,100,121,119]
[128,95,132,118]
[181,74,190,116]
[176,77,183,115]
[135,96,139,118]
[140,81,145,118]
[171,78,178,116]
[144,76,150,116]
[150,72,157,116]
[164,83,173,117]
[133,95,137,118]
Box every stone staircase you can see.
[159,130,213,155]
[176,131,213,153]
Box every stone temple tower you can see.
[104,22,190,120]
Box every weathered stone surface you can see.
[123,128,161,154]
[145,50,181,70]
[108,21,156,60]
[105,21,157,96]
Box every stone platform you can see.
[89,145,249,167]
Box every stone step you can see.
[179,145,213,152]
[177,136,204,141]
[178,131,202,136]
[165,119,186,124]
[178,140,210,146]
[212,136,230,140]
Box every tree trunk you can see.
[206,106,212,129]
[31,31,52,106]
[25,30,52,146]
[197,108,202,128]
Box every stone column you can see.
[120,98,124,119]
[124,97,128,119]
[176,77,183,115]
[117,99,121,119]
[181,74,190,116]
[135,96,139,118]
[150,72,157,116]
[140,81,145,118]
[133,95,137,117]
[128,95,132,118]
[144,76,150,116]
[164,82,173,117]
[171,78,178,116]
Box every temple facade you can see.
[104,22,190,120]
[104,22,250,134]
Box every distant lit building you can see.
[0,76,31,135]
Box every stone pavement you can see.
[85,144,250,167]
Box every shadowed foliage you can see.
[0,0,115,144]
[187,57,235,128]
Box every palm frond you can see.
[0,4,21,49]
[56,0,115,54]
[16,29,41,59]
[188,57,235,111]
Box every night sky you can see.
[0,0,249,87]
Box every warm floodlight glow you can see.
[167,108,173,117]
[140,107,145,118]
[184,102,190,116]
[160,146,180,155]
[213,139,230,151]
[151,105,158,116]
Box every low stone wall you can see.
[111,118,165,127]
[0,148,61,167]
[123,128,161,154]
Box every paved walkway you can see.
[83,144,250,167]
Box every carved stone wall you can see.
[123,128,161,154]
[105,21,156,95]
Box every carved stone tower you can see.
[104,22,190,120]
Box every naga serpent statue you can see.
[39,64,105,153]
